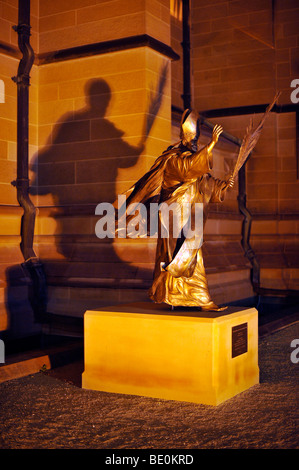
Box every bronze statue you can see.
[116,109,233,311]
[148,110,234,311]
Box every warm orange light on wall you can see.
[170,0,182,21]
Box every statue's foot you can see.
[200,301,228,312]
[168,302,227,312]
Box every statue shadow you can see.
[4,72,168,339]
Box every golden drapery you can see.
[148,145,228,309]
[115,142,230,310]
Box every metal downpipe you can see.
[11,0,47,323]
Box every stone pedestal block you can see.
[82,302,259,405]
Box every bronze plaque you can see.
[232,323,248,358]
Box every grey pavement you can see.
[0,322,298,450]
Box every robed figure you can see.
[115,109,234,311]
[113,90,280,311]
[149,111,234,311]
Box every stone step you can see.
[0,338,83,384]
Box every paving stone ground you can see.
[0,323,298,450]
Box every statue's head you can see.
[180,109,201,152]
[84,79,111,116]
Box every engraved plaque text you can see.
[232,323,248,358]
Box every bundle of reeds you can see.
[232,91,281,178]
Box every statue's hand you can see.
[226,176,234,189]
[212,124,223,143]
[207,124,223,155]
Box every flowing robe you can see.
[149,147,228,307]
[115,143,229,308]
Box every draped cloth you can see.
[114,143,229,309]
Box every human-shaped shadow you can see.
[31,78,145,212]
[28,70,168,313]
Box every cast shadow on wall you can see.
[21,69,168,321]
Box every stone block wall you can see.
[0,0,297,341]
[0,0,175,336]
[34,46,171,318]
[0,0,39,337]
[190,0,299,291]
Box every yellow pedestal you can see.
[82,302,259,405]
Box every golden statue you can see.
[114,94,280,311]
[116,109,233,311]
[148,110,234,311]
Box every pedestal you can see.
[82,302,259,405]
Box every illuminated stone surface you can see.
[82,302,259,405]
